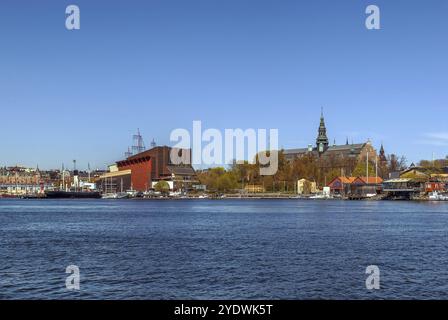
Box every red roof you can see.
[327,176,357,187]
[355,176,383,184]
[327,176,383,187]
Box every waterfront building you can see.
[400,167,431,181]
[382,178,423,199]
[98,169,132,194]
[0,166,53,196]
[244,184,265,193]
[284,111,381,177]
[97,146,198,193]
[381,165,448,198]
[297,178,317,195]
[425,181,446,193]
[349,176,384,197]
[327,177,356,194]
[352,176,384,185]
[327,176,383,196]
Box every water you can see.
[1,199,448,299]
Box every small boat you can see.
[102,192,129,199]
[309,192,333,200]
[20,194,46,199]
[102,193,117,199]
[428,191,448,201]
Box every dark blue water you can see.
[1,199,448,299]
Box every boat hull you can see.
[45,191,102,199]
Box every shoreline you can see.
[1,195,447,202]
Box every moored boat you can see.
[428,191,448,201]
[45,190,101,199]
[102,192,129,199]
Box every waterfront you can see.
[1,199,448,299]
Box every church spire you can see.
[316,108,329,153]
[379,142,387,163]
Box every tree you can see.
[197,167,239,193]
[216,174,237,192]
[352,160,376,177]
[154,181,170,194]
[325,168,341,185]
[419,157,448,169]
[388,154,407,172]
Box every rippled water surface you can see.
[1,199,448,299]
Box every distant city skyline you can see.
[1,0,447,169]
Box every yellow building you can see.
[244,185,265,193]
[297,179,317,195]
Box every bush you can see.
[154,181,170,194]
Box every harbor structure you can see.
[326,176,383,197]
[349,176,384,199]
[381,165,448,200]
[327,177,357,195]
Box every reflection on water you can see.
[0,199,448,299]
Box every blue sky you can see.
[0,0,447,169]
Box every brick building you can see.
[98,146,197,193]
[284,111,383,176]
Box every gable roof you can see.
[167,165,196,176]
[355,176,384,184]
[327,176,357,186]
[327,176,383,186]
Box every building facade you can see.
[0,166,53,196]
[284,111,381,177]
[98,146,197,192]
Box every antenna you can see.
[125,146,132,158]
[132,129,146,155]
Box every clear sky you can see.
[0,0,447,169]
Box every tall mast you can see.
[366,150,369,184]
[62,163,65,191]
[375,157,378,184]
[73,160,77,192]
